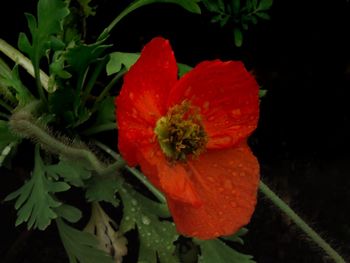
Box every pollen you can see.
[154,100,208,162]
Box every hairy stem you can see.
[10,106,124,176]
[0,39,55,92]
[259,180,345,263]
[94,140,167,203]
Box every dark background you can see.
[1,0,350,262]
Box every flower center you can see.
[154,100,207,162]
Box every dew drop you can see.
[131,199,138,206]
[239,171,246,177]
[131,207,136,212]
[184,86,192,96]
[202,101,210,111]
[132,108,138,118]
[224,180,233,190]
[129,92,134,100]
[230,201,237,207]
[141,215,151,225]
[208,176,215,182]
[207,116,215,121]
[231,109,241,117]
[125,216,130,221]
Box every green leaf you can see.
[233,28,243,47]
[46,159,92,187]
[119,183,179,263]
[0,65,33,106]
[106,52,140,75]
[259,89,267,98]
[56,218,114,263]
[222,228,249,245]
[77,0,96,17]
[178,63,192,77]
[5,146,70,230]
[258,0,273,10]
[255,12,270,20]
[55,204,82,223]
[19,0,70,66]
[107,51,193,78]
[231,0,240,15]
[85,176,120,207]
[93,96,115,126]
[0,120,20,167]
[195,238,255,263]
[0,120,19,151]
[66,42,111,73]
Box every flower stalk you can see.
[259,180,345,263]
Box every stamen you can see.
[154,100,207,162]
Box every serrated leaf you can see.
[55,204,82,223]
[258,0,273,10]
[255,12,270,20]
[0,65,33,106]
[56,218,114,263]
[77,0,96,17]
[0,120,19,151]
[66,42,111,73]
[233,28,243,47]
[106,52,140,75]
[85,176,120,207]
[46,159,92,187]
[119,183,178,263]
[196,238,255,263]
[5,146,70,230]
[19,0,70,65]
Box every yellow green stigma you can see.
[154,100,207,162]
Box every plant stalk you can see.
[259,180,345,263]
[0,39,55,92]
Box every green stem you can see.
[92,68,126,113]
[82,123,116,136]
[259,180,345,263]
[0,98,13,112]
[0,112,10,119]
[82,57,108,105]
[94,140,167,204]
[0,39,55,92]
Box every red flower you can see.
[116,37,260,239]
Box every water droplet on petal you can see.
[230,201,237,207]
[224,180,233,190]
[129,92,134,100]
[208,116,215,121]
[184,86,192,96]
[231,109,241,118]
[202,101,210,112]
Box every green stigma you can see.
[154,100,207,162]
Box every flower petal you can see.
[168,60,259,149]
[166,142,259,239]
[137,145,202,207]
[116,37,178,165]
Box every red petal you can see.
[167,142,259,239]
[168,60,259,149]
[116,37,178,165]
[137,145,202,206]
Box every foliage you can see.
[201,0,273,47]
[0,0,265,262]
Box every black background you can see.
[1,0,350,262]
